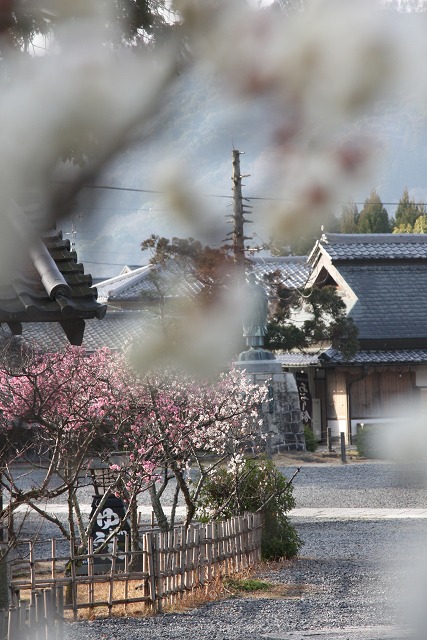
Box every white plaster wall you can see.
[327,419,347,437]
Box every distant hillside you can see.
[69,68,427,278]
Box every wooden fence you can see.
[8,513,262,618]
[1,587,64,640]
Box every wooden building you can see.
[278,233,427,444]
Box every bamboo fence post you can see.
[187,526,194,591]
[225,520,231,576]
[251,514,258,564]
[51,586,57,640]
[35,590,43,640]
[29,542,35,592]
[217,521,223,572]
[214,522,219,576]
[184,527,191,592]
[178,526,185,598]
[230,518,235,573]
[29,591,36,639]
[18,597,27,640]
[44,589,53,640]
[191,526,196,589]
[142,533,150,607]
[245,514,251,565]
[88,537,94,611]
[226,519,232,575]
[56,586,64,640]
[198,525,205,588]
[7,605,17,640]
[166,529,172,607]
[247,514,253,565]
[108,537,118,617]
[170,528,175,606]
[51,540,56,583]
[69,540,77,621]
[192,526,198,589]
[236,517,243,573]
[166,529,171,603]
[230,518,236,574]
[243,515,249,569]
[174,527,182,598]
[124,534,129,614]
[145,532,156,610]
[206,522,213,585]
[157,532,164,613]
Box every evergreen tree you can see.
[414,215,427,233]
[358,190,390,233]
[339,201,359,233]
[393,223,413,234]
[394,188,424,229]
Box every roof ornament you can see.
[10,200,71,300]
[320,225,328,243]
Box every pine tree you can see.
[358,190,390,233]
[413,215,427,233]
[339,201,359,233]
[394,188,424,229]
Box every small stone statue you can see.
[241,272,268,347]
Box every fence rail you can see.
[9,513,262,618]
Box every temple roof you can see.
[0,224,106,345]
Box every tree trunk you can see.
[148,484,169,532]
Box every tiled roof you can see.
[97,262,203,303]
[97,255,310,304]
[275,352,322,367]
[248,256,310,289]
[319,348,427,365]
[276,348,427,366]
[339,263,427,341]
[0,310,159,353]
[316,233,427,262]
[0,226,106,345]
[96,265,155,303]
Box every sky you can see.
[57,1,427,279]
[70,98,427,280]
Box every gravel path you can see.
[58,459,427,640]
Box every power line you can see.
[82,260,144,267]
[78,185,412,207]
[55,181,421,208]
[80,184,164,195]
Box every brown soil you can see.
[271,450,362,467]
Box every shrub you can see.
[303,426,318,452]
[356,424,381,458]
[197,457,303,560]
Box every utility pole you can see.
[226,149,253,279]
